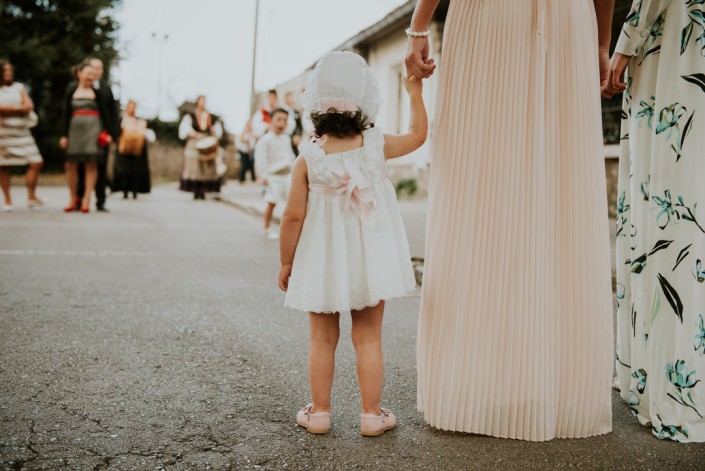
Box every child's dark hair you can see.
[271,107,289,118]
[310,109,372,138]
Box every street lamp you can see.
[250,0,260,117]
[151,32,169,120]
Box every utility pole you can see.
[249,0,260,117]
[152,32,169,120]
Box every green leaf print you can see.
[635,96,656,129]
[682,22,694,54]
[631,253,647,274]
[616,191,630,237]
[655,103,693,160]
[633,369,648,394]
[625,1,643,27]
[632,303,638,338]
[657,273,684,323]
[682,73,705,93]
[676,196,705,233]
[653,190,676,229]
[666,360,703,418]
[649,240,674,255]
[652,290,661,322]
[652,191,705,233]
[653,415,690,440]
[681,0,705,56]
[628,391,641,417]
[673,244,692,271]
[679,112,695,160]
[640,178,650,201]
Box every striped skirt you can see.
[417,0,613,441]
[0,122,42,166]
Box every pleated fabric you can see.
[417,0,614,441]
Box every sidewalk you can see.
[216,180,616,284]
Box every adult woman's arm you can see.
[593,0,616,98]
[607,0,674,95]
[405,0,440,79]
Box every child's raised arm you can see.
[383,76,428,160]
[278,155,309,291]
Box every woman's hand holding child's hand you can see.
[279,264,292,292]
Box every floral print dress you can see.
[615,0,705,443]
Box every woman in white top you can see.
[0,60,44,212]
[177,95,223,200]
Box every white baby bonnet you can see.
[300,51,382,122]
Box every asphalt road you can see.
[1,185,703,470]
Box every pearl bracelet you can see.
[405,27,430,38]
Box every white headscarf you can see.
[300,51,382,122]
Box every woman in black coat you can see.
[59,61,119,212]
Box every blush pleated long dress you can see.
[417,0,614,441]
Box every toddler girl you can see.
[278,51,427,436]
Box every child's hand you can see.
[402,75,423,97]
[278,264,292,292]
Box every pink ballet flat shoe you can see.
[361,407,396,437]
[296,404,330,434]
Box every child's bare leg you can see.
[351,301,385,415]
[264,202,276,230]
[308,312,340,413]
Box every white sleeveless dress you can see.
[284,127,416,314]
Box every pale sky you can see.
[112,0,408,133]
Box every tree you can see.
[1,0,121,169]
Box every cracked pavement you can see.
[1,184,704,470]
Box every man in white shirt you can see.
[254,108,295,240]
[250,89,295,139]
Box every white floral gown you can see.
[615,0,705,442]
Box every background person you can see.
[284,91,304,155]
[0,59,44,212]
[60,61,117,213]
[607,0,705,443]
[254,108,294,240]
[236,120,256,183]
[278,52,426,436]
[75,57,120,212]
[177,95,223,200]
[112,100,153,199]
[251,89,295,139]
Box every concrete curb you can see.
[214,195,281,224]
